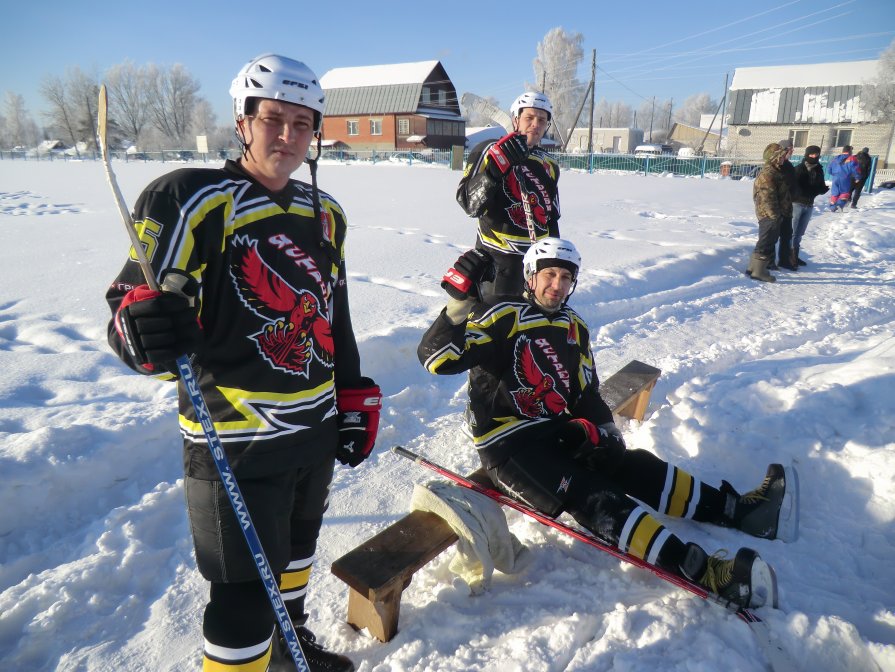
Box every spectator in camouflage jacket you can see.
[746,143,791,282]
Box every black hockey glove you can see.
[486,133,529,178]
[114,269,202,375]
[441,249,495,300]
[560,419,626,474]
[335,377,383,467]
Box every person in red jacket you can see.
[418,238,799,612]
[106,54,381,672]
[829,145,859,211]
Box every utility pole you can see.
[587,49,596,154]
[649,96,655,142]
[667,98,673,139]
[716,73,729,156]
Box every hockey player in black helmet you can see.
[456,91,562,300]
[106,53,379,672]
[419,237,799,611]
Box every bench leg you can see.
[345,580,404,643]
[615,380,657,422]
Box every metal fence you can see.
[0,147,880,190]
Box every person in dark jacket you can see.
[851,147,873,208]
[790,145,829,266]
[774,139,797,270]
[418,238,798,612]
[105,54,381,672]
[456,91,560,300]
[747,143,791,282]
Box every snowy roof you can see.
[320,60,441,89]
[730,60,879,90]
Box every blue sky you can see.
[5,0,893,128]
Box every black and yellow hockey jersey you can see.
[106,160,361,479]
[456,139,561,256]
[417,298,613,467]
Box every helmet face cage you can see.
[510,91,553,121]
[523,238,581,305]
[229,54,325,132]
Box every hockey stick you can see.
[98,85,309,672]
[393,446,795,672]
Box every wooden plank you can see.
[331,510,458,595]
[599,360,661,422]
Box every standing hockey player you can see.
[418,238,797,609]
[456,91,560,299]
[106,54,381,672]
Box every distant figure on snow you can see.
[790,145,829,267]
[828,145,859,212]
[747,143,791,282]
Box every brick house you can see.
[725,60,894,166]
[319,60,465,151]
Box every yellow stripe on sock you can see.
[280,565,312,592]
[628,514,664,560]
[666,468,694,518]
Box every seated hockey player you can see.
[417,238,798,609]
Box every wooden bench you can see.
[330,359,661,642]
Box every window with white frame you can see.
[398,118,410,135]
[439,90,447,106]
[789,129,809,147]
[347,120,359,136]
[370,119,382,135]
[422,87,431,104]
[834,128,852,147]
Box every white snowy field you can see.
[0,158,893,672]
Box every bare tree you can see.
[862,39,895,121]
[678,93,718,127]
[145,63,201,147]
[636,97,673,141]
[105,61,150,146]
[39,67,99,151]
[2,92,39,148]
[529,27,586,144]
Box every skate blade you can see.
[749,556,779,609]
[775,464,800,542]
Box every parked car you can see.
[879,180,895,190]
[633,144,674,158]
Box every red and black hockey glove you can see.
[114,270,202,375]
[441,249,495,300]
[486,132,529,178]
[335,377,382,467]
[560,419,626,474]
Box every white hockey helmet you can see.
[510,91,553,120]
[523,237,581,280]
[229,54,325,131]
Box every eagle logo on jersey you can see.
[230,235,334,377]
[505,166,549,234]
[511,336,567,418]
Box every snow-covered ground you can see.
[1,158,893,671]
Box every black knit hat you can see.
[805,145,821,156]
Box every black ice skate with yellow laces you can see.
[717,463,800,542]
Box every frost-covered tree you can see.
[678,93,718,127]
[39,67,99,150]
[528,27,586,144]
[862,39,895,121]
[2,92,39,148]
[145,63,201,147]
[105,61,150,147]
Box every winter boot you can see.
[747,254,776,283]
[270,625,355,672]
[680,542,778,609]
[717,464,800,542]
[794,245,807,266]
